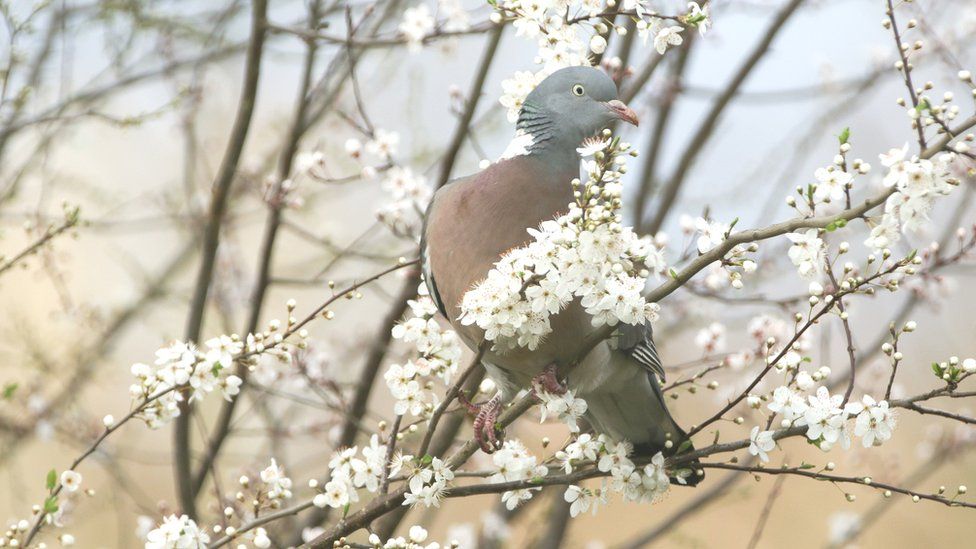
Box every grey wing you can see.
[419,190,448,319]
[617,323,665,382]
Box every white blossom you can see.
[686,2,711,36]
[399,4,435,52]
[748,426,776,462]
[260,458,293,500]
[695,217,729,254]
[60,470,82,492]
[803,387,851,450]
[438,0,470,32]
[694,322,726,353]
[849,395,897,447]
[866,149,956,251]
[564,485,602,517]
[537,389,588,432]
[386,292,463,416]
[813,166,853,203]
[767,386,808,426]
[653,26,684,55]
[144,515,209,549]
[499,71,543,123]
[489,440,548,509]
[786,229,825,279]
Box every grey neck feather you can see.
[517,101,583,168]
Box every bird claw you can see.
[532,363,567,395]
[469,395,503,454]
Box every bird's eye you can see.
[572,84,585,96]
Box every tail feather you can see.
[581,355,703,487]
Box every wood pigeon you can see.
[422,66,700,484]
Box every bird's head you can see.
[517,66,638,153]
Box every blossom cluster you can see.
[260,458,294,501]
[556,434,673,517]
[144,515,209,549]
[128,308,304,430]
[398,0,472,52]
[748,386,897,462]
[459,136,667,350]
[498,1,710,121]
[488,439,549,509]
[679,215,758,290]
[866,146,957,251]
[536,387,588,432]
[402,455,456,508]
[314,435,397,509]
[129,337,244,429]
[786,229,826,280]
[386,286,463,417]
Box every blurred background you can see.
[1,0,975,547]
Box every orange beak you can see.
[606,99,639,126]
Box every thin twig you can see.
[745,473,787,549]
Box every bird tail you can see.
[582,357,703,487]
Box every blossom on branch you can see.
[144,515,209,549]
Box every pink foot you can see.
[532,363,567,395]
[471,395,503,454]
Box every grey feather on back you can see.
[617,323,665,382]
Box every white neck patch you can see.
[498,130,535,161]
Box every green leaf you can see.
[420,454,433,466]
[798,462,816,469]
[46,469,57,491]
[529,476,544,484]
[835,218,847,228]
[825,222,837,232]
[44,496,59,514]
[669,268,678,279]
[838,127,850,145]
[931,362,943,377]
[2,382,16,400]
[676,439,693,454]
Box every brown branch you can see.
[0,207,79,277]
[825,262,858,406]
[745,473,786,549]
[20,386,179,546]
[700,463,976,510]
[174,0,269,517]
[686,259,906,439]
[893,401,976,425]
[617,457,756,548]
[292,273,419,540]
[188,0,322,502]
[304,395,538,547]
[885,0,927,150]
